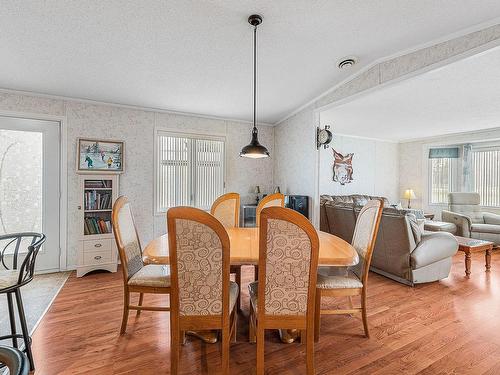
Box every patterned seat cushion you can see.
[316,270,363,289]
[228,281,239,313]
[0,270,19,290]
[128,265,171,288]
[248,281,258,310]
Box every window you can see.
[472,148,500,207]
[429,157,457,204]
[156,132,225,212]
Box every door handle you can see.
[94,255,102,260]
[94,243,102,248]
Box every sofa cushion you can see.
[471,223,500,234]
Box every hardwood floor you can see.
[31,251,500,374]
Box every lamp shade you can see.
[403,189,416,200]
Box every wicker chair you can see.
[112,196,170,334]
[314,199,383,341]
[0,232,46,371]
[248,207,319,375]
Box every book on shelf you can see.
[85,180,112,189]
[84,191,112,210]
[84,217,112,235]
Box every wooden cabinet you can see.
[77,174,119,277]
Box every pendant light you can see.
[240,14,270,159]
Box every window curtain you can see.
[462,144,472,191]
[428,147,460,159]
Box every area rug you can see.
[0,271,70,339]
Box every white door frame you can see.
[0,110,68,271]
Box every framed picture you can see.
[77,138,124,173]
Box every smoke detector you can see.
[337,56,358,69]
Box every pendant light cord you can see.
[253,24,257,133]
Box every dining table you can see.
[143,227,359,343]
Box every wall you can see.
[319,135,399,202]
[399,128,500,218]
[0,91,274,269]
[273,23,500,226]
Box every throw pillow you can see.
[407,213,424,243]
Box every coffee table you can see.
[455,236,494,277]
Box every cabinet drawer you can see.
[84,250,112,265]
[84,239,112,253]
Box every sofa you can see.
[442,192,500,245]
[320,194,458,286]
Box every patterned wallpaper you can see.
[0,92,274,268]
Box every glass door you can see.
[0,116,60,271]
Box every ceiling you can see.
[1,1,500,124]
[321,45,500,142]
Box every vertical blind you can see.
[156,133,225,212]
[472,149,500,207]
[429,158,456,204]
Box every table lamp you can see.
[403,189,416,209]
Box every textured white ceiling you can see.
[1,1,500,123]
[321,46,500,141]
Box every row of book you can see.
[84,191,112,210]
[85,180,112,188]
[84,217,112,235]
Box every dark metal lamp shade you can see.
[240,129,269,158]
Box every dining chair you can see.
[211,193,244,310]
[255,193,285,227]
[167,206,238,375]
[112,196,170,334]
[0,232,46,372]
[210,192,240,228]
[314,199,383,341]
[248,207,319,375]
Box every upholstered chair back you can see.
[167,207,231,317]
[448,192,484,223]
[350,200,383,282]
[258,207,319,317]
[256,193,285,227]
[210,193,240,228]
[112,196,144,281]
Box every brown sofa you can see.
[320,194,458,285]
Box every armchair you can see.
[442,192,500,244]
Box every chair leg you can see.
[256,327,265,375]
[306,328,315,375]
[7,292,17,348]
[221,327,230,375]
[120,290,130,334]
[14,289,34,371]
[235,267,242,312]
[361,289,370,338]
[231,311,237,343]
[249,303,256,343]
[136,293,144,316]
[314,289,321,342]
[254,265,259,281]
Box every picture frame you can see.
[76,138,124,173]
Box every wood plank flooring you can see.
[30,251,500,374]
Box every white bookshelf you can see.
[77,174,119,277]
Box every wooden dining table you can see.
[142,227,358,343]
[143,227,359,267]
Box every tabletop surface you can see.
[455,235,494,248]
[143,227,359,266]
